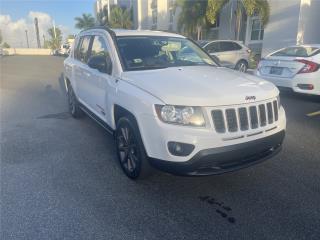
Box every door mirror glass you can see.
[88,55,112,74]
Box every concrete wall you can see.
[262,0,301,56]
[2,48,52,56]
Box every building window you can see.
[251,19,264,41]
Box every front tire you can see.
[115,117,153,179]
[235,60,248,73]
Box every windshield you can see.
[116,36,217,71]
[271,46,320,57]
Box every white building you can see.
[94,0,180,31]
[215,0,320,56]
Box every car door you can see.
[217,41,238,68]
[74,35,93,106]
[85,34,114,120]
[205,42,222,64]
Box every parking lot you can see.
[1,56,320,239]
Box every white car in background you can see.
[256,45,320,96]
[198,40,251,72]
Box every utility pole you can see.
[107,0,110,22]
[53,20,57,39]
[25,30,29,48]
[43,34,46,48]
[34,17,41,48]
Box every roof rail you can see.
[79,26,116,38]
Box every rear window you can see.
[272,47,320,57]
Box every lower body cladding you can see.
[138,106,286,176]
[150,130,285,176]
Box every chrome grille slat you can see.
[211,100,278,134]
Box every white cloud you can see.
[0,11,69,48]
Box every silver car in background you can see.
[256,45,320,96]
[198,40,251,72]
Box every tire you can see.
[67,84,83,118]
[235,60,248,73]
[115,116,153,179]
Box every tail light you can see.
[295,59,319,74]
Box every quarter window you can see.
[220,42,236,51]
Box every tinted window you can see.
[77,36,91,63]
[272,47,320,57]
[205,42,220,53]
[232,42,242,50]
[220,42,236,51]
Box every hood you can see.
[121,66,279,106]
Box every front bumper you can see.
[150,130,285,176]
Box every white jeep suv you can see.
[64,28,286,179]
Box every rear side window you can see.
[220,42,237,51]
[272,47,320,57]
[76,36,92,63]
[232,42,242,50]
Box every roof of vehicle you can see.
[113,29,185,38]
[80,27,185,38]
[200,39,246,47]
[289,44,320,48]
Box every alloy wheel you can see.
[116,125,139,176]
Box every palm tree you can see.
[176,0,207,40]
[206,0,270,40]
[176,0,270,40]
[74,13,95,30]
[109,6,132,29]
[47,27,62,50]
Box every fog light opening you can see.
[168,142,195,157]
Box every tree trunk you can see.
[197,25,201,40]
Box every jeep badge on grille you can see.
[245,96,256,101]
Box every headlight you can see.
[277,95,281,109]
[155,105,205,127]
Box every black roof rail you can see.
[79,26,116,38]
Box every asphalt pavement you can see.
[1,56,320,240]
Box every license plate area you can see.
[270,67,283,75]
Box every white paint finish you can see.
[65,28,286,163]
[256,46,320,96]
[121,66,278,106]
[113,29,184,38]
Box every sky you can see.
[0,0,96,47]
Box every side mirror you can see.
[88,55,112,74]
